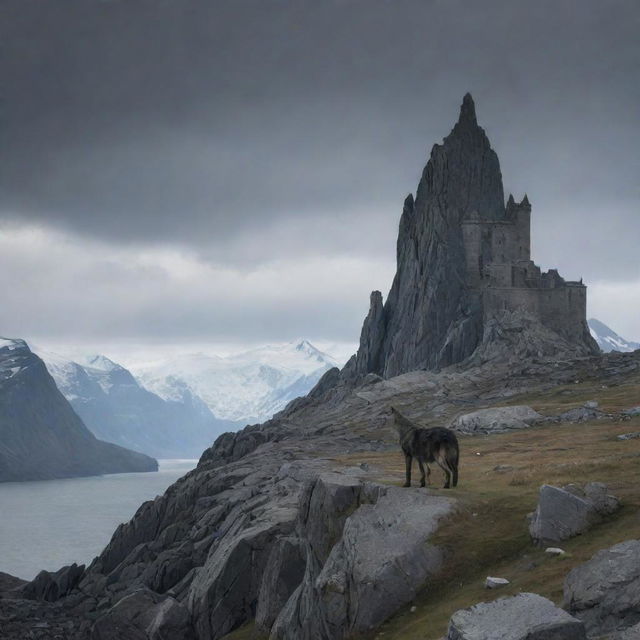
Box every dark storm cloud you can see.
[1,0,638,275]
[0,0,639,347]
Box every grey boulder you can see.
[450,406,543,435]
[21,563,85,602]
[563,539,640,636]
[91,589,195,640]
[556,404,605,423]
[529,483,619,545]
[447,592,586,639]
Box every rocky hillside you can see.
[1,347,638,639]
[0,338,157,482]
[38,349,239,459]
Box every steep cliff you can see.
[0,339,157,481]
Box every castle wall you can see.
[483,284,587,342]
[462,208,532,289]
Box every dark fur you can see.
[389,406,459,489]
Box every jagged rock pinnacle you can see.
[458,92,477,126]
[345,94,598,381]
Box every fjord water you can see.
[0,459,197,580]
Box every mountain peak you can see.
[295,339,315,352]
[0,337,29,353]
[82,355,122,373]
[458,92,477,126]
[588,318,640,353]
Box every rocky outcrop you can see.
[0,338,157,482]
[450,405,543,434]
[351,94,497,378]
[564,540,640,636]
[447,593,586,640]
[341,94,598,386]
[271,479,453,639]
[528,483,620,546]
[353,291,385,378]
[16,430,452,640]
[91,589,195,640]
[21,563,85,602]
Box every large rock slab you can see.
[271,485,454,639]
[255,537,307,633]
[563,539,640,636]
[450,405,543,434]
[447,592,586,639]
[529,483,619,545]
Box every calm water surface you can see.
[0,459,197,580]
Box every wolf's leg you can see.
[418,458,426,487]
[426,464,431,485]
[449,449,459,487]
[435,452,451,489]
[404,454,412,487]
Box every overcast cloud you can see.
[1,0,639,357]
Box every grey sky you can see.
[1,0,639,353]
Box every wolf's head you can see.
[388,406,417,438]
[388,406,406,432]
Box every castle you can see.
[344,93,598,380]
[462,194,589,346]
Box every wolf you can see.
[389,406,459,489]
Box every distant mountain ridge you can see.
[35,339,337,457]
[37,348,240,459]
[0,338,157,482]
[132,339,339,423]
[588,318,640,353]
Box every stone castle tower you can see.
[346,94,598,379]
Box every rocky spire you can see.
[343,94,597,382]
[458,92,477,126]
[361,94,505,377]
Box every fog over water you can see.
[0,460,197,580]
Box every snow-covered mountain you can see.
[588,318,640,353]
[132,339,339,423]
[35,348,240,458]
[1,338,156,482]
